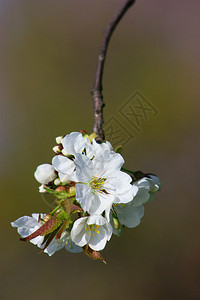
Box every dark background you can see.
[1,1,200,299]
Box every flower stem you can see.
[121,167,136,175]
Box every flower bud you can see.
[54,178,61,186]
[39,184,46,193]
[55,186,66,192]
[53,146,61,154]
[34,164,57,184]
[69,186,75,194]
[43,214,51,222]
[55,136,63,144]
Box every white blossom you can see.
[52,132,93,182]
[34,164,57,184]
[11,214,82,256]
[52,132,114,183]
[73,152,137,215]
[71,215,112,251]
[113,175,161,228]
[52,132,137,215]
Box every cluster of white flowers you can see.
[11,132,160,261]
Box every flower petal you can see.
[115,204,144,228]
[71,217,88,247]
[43,239,63,256]
[74,154,93,182]
[62,132,85,155]
[87,215,106,226]
[62,132,93,157]
[88,226,108,251]
[148,175,161,191]
[52,155,75,180]
[75,183,92,212]
[64,240,83,253]
[11,216,39,229]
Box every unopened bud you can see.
[69,186,75,194]
[54,178,61,186]
[39,184,46,193]
[43,214,51,222]
[55,136,63,144]
[55,186,66,192]
[53,146,61,154]
[34,164,57,184]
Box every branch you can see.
[92,0,136,142]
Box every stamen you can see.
[90,176,107,194]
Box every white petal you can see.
[52,155,75,179]
[115,205,144,228]
[32,213,45,221]
[75,183,92,212]
[148,175,161,191]
[17,224,39,238]
[105,152,124,171]
[61,231,83,253]
[132,188,150,206]
[105,204,112,222]
[64,240,82,253]
[87,215,106,226]
[62,132,93,157]
[112,171,132,193]
[92,139,114,156]
[71,217,88,247]
[71,217,87,234]
[86,193,102,215]
[105,222,113,241]
[101,141,113,152]
[11,216,39,228]
[108,171,135,204]
[44,240,61,256]
[58,172,71,183]
[30,235,44,246]
[135,178,151,189]
[74,154,93,182]
[95,151,124,175]
[88,227,108,251]
[91,192,115,215]
[62,132,84,155]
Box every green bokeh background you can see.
[1,1,200,299]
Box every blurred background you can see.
[1,0,200,299]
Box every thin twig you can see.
[92,0,136,142]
